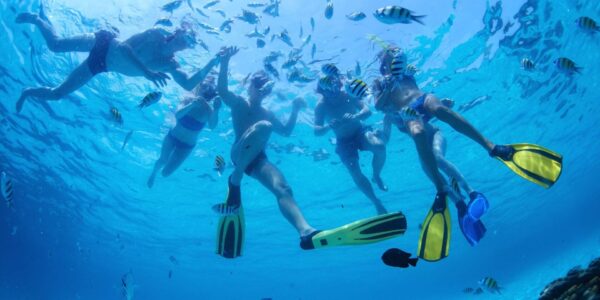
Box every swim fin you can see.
[417,193,451,262]
[491,144,563,189]
[457,201,486,246]
[216,179,245,259]
[300,212,407,250]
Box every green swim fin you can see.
[300,212,407,250]
[417,193,451,262]
[216,179,244,259]
[492,143,563,188]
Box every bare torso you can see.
[319,92,363,139]
[170,98,211,144]
[231,100,272,141]
[390,76,424,110]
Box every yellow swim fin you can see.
[215,179,244,259]
[417,193,451,262]
[493,143,563,188]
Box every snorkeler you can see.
[313,74,388,215]
[379,97,487,247]
[373,46,562,261]
[15,10,220,113]
[147,76,221,188]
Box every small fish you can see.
[299,25,304,38]
[205,29,220,35]
[479,277,502,294]
[248,2,268,8]
[554,57,582,74]
[236,9,260,24]
[301,34,312,48]
[154,18,173,27]
[203,0,220,9]
[381,248,418,268]
[374,6,425,25]
[257,39,266,48]
[1,172,14,208]
[390,51,408,77]
[169,255,178,265]
[405,64,417,76]
[311,43,317,59]
[161,0,183,13]
[168,270,172,279]
[138,91,162,109]
[354,61,361,76]
[462,287,475,294]
[321,63,340,77]
[346,12,366,21]
[276,30,293,47]
[345,79,369,99]
[310,17,315,31]
[219,19,233,33]
[121,130,134,150]
[214,10,226,18]
[197,22,217,31]
[264,63,280,80]
[198,39,210,51]
[262,26,271,35]
[110,107,123,124]
[212,203,240,216]
[264,51,283,64]
[214,155,226,176]
[263,0,280,17]
[246,26,265,38]
[195,8,209,18]
[521,58,535,70]
[576,16,599,32]
[324,1,333,19]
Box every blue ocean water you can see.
[1,0,600,299]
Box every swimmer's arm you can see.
[208,97,221,129]
[382,114,393,144]
[217,53,244,108]
[314,101,330,136]
[270,109,297,137]
[175,99,197,120]
[120,44,169,87]
[353,100,372,121]
[169,56,220,91]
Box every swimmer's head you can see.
[316,75,342,97]
[377,45,402,76]
[167,27,197,51]
[193,76,218,101]
[248,70,273,102]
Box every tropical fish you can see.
[321,63,340,77]
[236,9,260,24]
[405,64,417,76]
[264,63,280,80]
[110,107,123,124]
[473,287,484,295]
[275,30,293,47]
[521,58,535,70]
[161,0,183,13]
[399,107,420,121]
[195,8,209,18]
[263,0,280,17]
[169,255,178,265]
[345,79,369,99]
[554,57,582,74]
[257,39,266,48]
[374,6,425,25]
[576,16,599,32]
[310,17,315,31]
[248,2,268,8]
[198,39,209,51]
[138,91,162,109]
[354,61,361,76]
[324,1,333,19]
[214,10,226,18]
[212,203,240,216]
[262,26,271,35]
[462,287,475,294]
[301,34,312,48]
[203,0,220,9]
[346,12,366,21]
[390,51,408,77]
[1,172,14,209]
[154,18,173,27]
[219,19,233,33]
[381,248,418,268]
[121,130,133,150]
[479,277,502,294]
[214,155,226,176]
[246,26,265,38]
[311,43,317,59]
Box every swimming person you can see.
[313,75,388,215]
[379,97,487,247]
[147,76,221,188]
[373,46,562,262]
[15,10,220,113]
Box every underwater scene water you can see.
[1,0,600,299]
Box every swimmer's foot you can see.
[147,174,156,189]
[376,204,388,215]
[16,93,27,113]
[15,12,39,24]
[372,176,388,192]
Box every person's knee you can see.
[410,126,427,142]
[274,181,294,198]
[254,120,273,134]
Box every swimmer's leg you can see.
[431,131,475,194]
[229,120,272,185]
[147,135,176,188]
[406,119,445,193]
[342,157,388,215]
[363,130,388,191]
[161,147,194,177]
[16,13,95,52]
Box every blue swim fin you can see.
[457,201,486,246]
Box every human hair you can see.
[192,76,217,101]
[250,70,271,89]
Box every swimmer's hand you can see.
[213,97,222,110]
[218,46,239,61]
[329,119,341,129]
[292,97,307,111]
[145,71,170,88]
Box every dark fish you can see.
[212,203,240,216]
[198,39,209,51]
[346,12,366,21]
[354,61,361,76]
[462,287,475,294]
[324,1,333,19]
[214,155,226,176]
[450,177,460,195]
[195,8,209,18]
[405,64,417,76]
[154,18,173,27]
[203,0,220,9]
[236,9,260,24]
[276,30,293,47]
[311,44,316,59]
[321,63,340,77]
[301,34,311,48]
[214,10,226,18]
[264,51,283,64]
[264,63,280,80]
[310,17,315,31]
[521,58,535,70]
[474,287,484,295]
[248,2,268,8]
[246,26,265,38]
[576,16,599,32]
[381,248,418,268]
[110,107,123,125]
[257,38,266,48]
[299,25,303,38]
[219,19,233,33]
[161,0,183,13]
[197,22,217,31]
[168,270,172,279]
[554,57,582,74]
[374,6,425,25]
[345,79,369,98]
[138,91,162,109]
[169,255,178,265]
[263,0,280,17]
[262,26,271,35]
[121,130,134,150]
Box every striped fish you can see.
[138,91,162,109]
[345,79,369,99]
[390,52,408,77]
[462,287,475,294]
[318,76,337,92]
[554,57,582,74]
[110,107,123,124]
[1,172,14,208]
[212,203,240,216]
[399,107,420,121]
[374,6,425,25]
[576,16,599,32]
[473,287,484,295]
[479,277,502,294]
[324,1,333,20]
[521,58,535,70]
[450,177,461,195]
[214,155,226,176]
[321,63,340,77]
[405,64,417,76]
[346,12,366,21]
